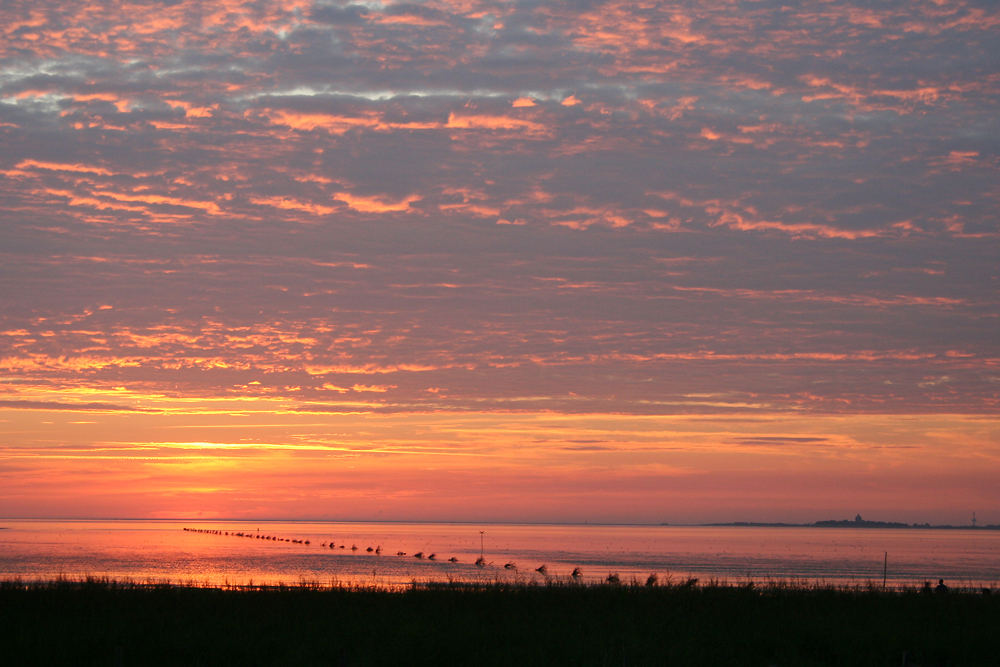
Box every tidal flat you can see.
[2,579,997,665]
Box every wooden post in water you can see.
[883,551,887,589]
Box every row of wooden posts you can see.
[182,527,579,577]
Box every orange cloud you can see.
[166,100,216,118]
[371,14,449,27]
[261,110,380,133]
[351,384,395,393]
[445,112,547,134]
[93,190,223,215]
[261,110,439,134]
[334,192,421,213]
[709,209,886,239]
[16,160,113,176]
[304,363,440,376]
[250,196,337,216]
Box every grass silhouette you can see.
[2,578,997,665]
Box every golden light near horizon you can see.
[2,393,996,521]
[1,0,998,524]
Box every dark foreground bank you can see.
[2,580,997,666]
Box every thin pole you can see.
[883,551,887,589]
[480,530,485,560]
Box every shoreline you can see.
[2,575,995,595]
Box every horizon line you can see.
[0,516,988,527]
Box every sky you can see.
[1,0,998,524]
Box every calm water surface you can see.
[1,520,998,589]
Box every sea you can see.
[1,519,998,590]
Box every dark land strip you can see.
[2,579,997,666]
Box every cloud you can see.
[0,0,996,521]
[0,400,154,413]
[733,437,832,447]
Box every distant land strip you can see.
[700,518,1000,530]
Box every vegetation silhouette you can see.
[2,578,997,666]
